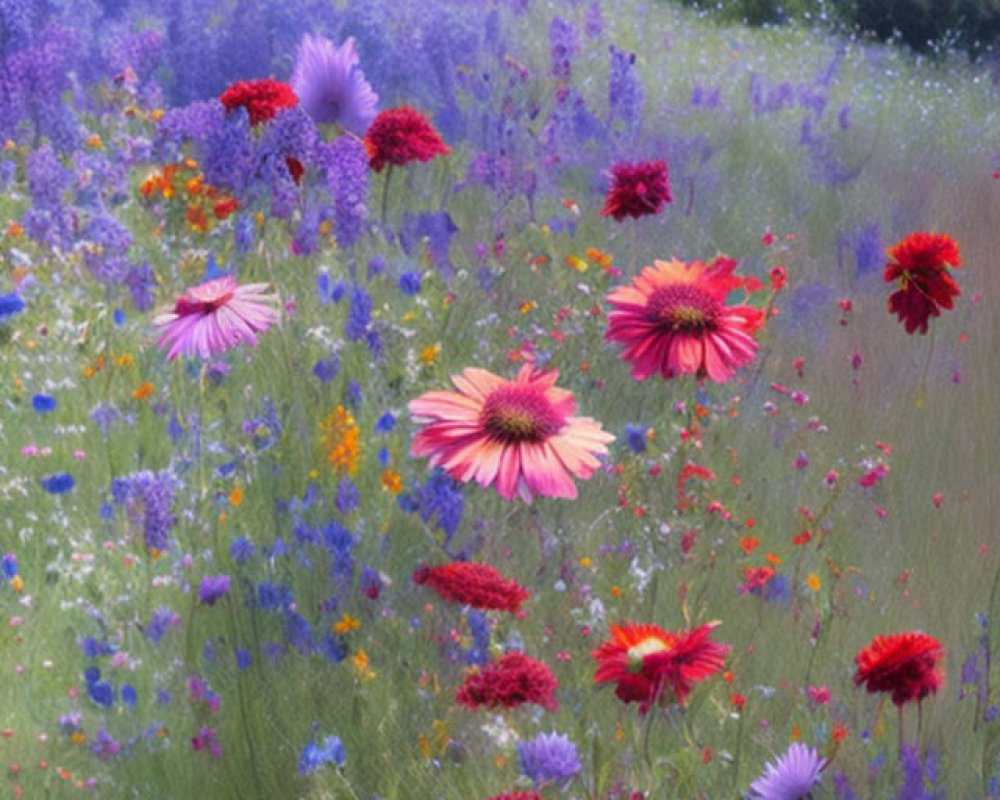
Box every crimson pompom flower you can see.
[413,562,529,614]
[884,232,961,335]
[364,106,450,172]
[853,631,944,707]
[153,276,280,361]
[408,364,614,503]
[592,622,730,713]
[220,78,298,126]
[456,651,559,712]
[605,257,764,383]
[601,160,672,220]
[486,793,543,800]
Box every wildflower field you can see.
[1,0,999,797]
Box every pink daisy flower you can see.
[408,365,614,502]
[154,275,280,360]
[605,257,764,383]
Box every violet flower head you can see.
[517,731,582,786]
[198,575,231,606]
[291,34,378,135]
[747,742,825,800]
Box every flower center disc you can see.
[627,637,672,673]
[647,285,721,332]
[481,385,564,443]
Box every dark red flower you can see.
[220,79,298,126]
[884,232,961,335]
[413,562,529,614]
[456,651,558,712]
[854,631,944,707]
[601,160,672,221]
[485,793,543,800]
[592,622,730,713]
[364,106,450,172]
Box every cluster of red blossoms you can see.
[220,78,298,126]
[853,631,944,707]
[364,105,450,172]
[601,159,672,221]
[455,651,559,712]
[413,562,529,614]
[884,231,962,335]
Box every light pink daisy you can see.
[605,257,764,383]
[408,365,614,502]
[153,275,280,360]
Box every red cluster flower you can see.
[413,562,529,614]
[220,79,298,126]
[364,106,450,172]
[884,232,961,335]
[853,631,944,707]
[456,651,558,712]
[601,160,672,221]
[592,622,730,713]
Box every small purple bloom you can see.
[747,742,825,799]
[198,575,231,606]
[517,731,582,786]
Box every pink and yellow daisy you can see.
[408,365,613,502]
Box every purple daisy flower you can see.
[748,742,825,800]
[291,34,378,135]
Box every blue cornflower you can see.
[236,648,252,670]
[399,271,422,295]
[517,731,582,786]
[298,733,346,775]
[313,355,340,382]
[375,412,396,433]
[41,472,74,494]
[121,685,137,708]
[230,537,255,563]
[316,271,346,304]
[624,423,647,454]
[87,680,116,708]
[747,742,825,799]
[0,293,24,319]
[80,637,116,659]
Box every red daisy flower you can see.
[413,562,529,614]
[605,257,764,383]
[601,160,672,221]
[408,364,613,503]
[364,106,450,172]
[884,232,961,335]
[592,622,730,713]
[456,651,558,712]
[220,79,298,126]
[853,631,944,707]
